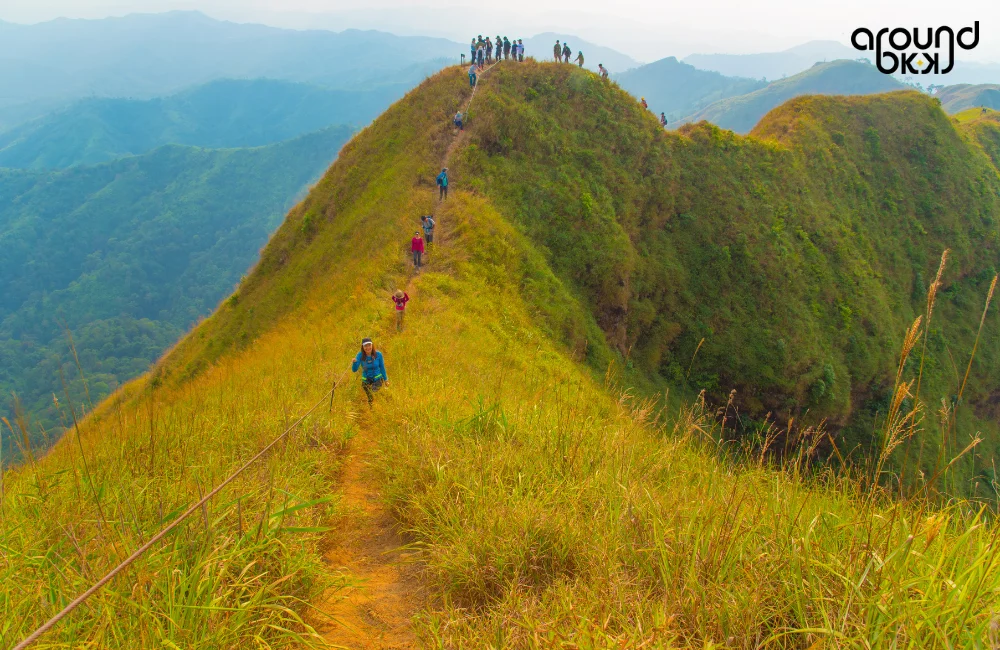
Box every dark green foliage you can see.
[0,126,351,462]
[457,62,1000,480]
[0,79,394,169]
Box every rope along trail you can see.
[12,373,351,649]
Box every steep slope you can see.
[4,63,1000,648]
[937,83,1000,114]
[0,126,352,461]
[616,56,766,121]
[0,79,396,169]
[681,59,904,133]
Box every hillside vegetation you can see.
[0,79,392,169]
[681,59,904,133]
[616,56,766,121]
[0,126,352,462]
[3,62,1000,648]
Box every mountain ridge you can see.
[4,62,1000,647]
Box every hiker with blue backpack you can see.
[352,337,388,406]
[437,168,449,200]
[421,215,435,245]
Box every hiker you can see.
[454,110,464,130]
[468,64,477,87]
[421,214,436,245]
[553,40,561,62]
[391,290,410,331]
[598,63,609,80]
[486,37,493,63]
[575,50,584,67]
[478,43,485,69]
[503,36,511,60]
[470,38,476,63]
[496,35,503,61]
[352,337,387,406]
[641,97,648,110]
[660,112,668,128]
[411,231,425,269]
[436,167,449,200]
[518,39,524,61]
[562,42,571,63]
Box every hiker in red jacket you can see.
[411,231,425,270]
[391,289,410,331]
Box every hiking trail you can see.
[311,60,502,647]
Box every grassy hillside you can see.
[681,59,904,133]
[3,62,1000,647]
[938,83,1000,114]
[958,108,1000,169]
[616,56,766,121]
[0,126,352,463]
[0,79,398,169]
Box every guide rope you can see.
[12,372,352,649]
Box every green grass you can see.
[3,62,1000,647]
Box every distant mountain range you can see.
[937,84,1000,114]
[684,40,1000,86]
[678,60,904,133]
[683,41,860,81]
[0,78,392,169]
[0,11,460,129]
[616,57,765,121]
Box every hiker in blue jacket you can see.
[352,337,387,406]
[436,167,449,200]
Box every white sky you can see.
[2,0,998,62]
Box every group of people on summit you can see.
[552,39,585,68]
[469,35,524,69]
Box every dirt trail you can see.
[316,420,422,649]
[312,62,504,648]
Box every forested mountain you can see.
[0,78,398,169]
[0,126,352,462]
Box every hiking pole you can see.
[329,370,349,413]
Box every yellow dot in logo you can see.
[918,59,925,67]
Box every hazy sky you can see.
[2,0,997,62]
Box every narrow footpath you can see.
[311,61,502,647]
